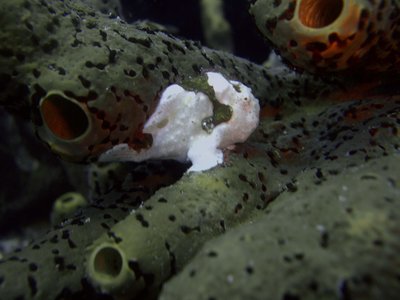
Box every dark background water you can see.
[120,0,269,63]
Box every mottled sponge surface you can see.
[2,94,397,300]
[0,0,399,299]
[161,154,400,300]
[0,160,188,300]
[0,0,274,164]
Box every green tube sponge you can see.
[0,92,398,299]
[0,160,185,300]
[0,0,271,163]
[51,192,88,225]
[160,153,400,300]
[87,93,400,298]
[0,0,345,164]
[200,0,234,52]
[85,155,286,297]
[250,0,400,73]
[158,93,400,300]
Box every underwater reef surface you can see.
[0,0,399,299]
[161,97,400,300]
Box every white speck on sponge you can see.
[99,72,260,172]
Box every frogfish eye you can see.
[299,0,344,28]
[40,92,89,140]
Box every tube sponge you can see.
[51,192,88,225]
[250,0,400,73]
[33,32,269,164]
[85,144,290,298]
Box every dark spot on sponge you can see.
[136,213,150,228]
[28,263,38,272]
[78,75,91,88]
[180,225,201,234]
[27,275,37,296]
[42,39,59,54]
